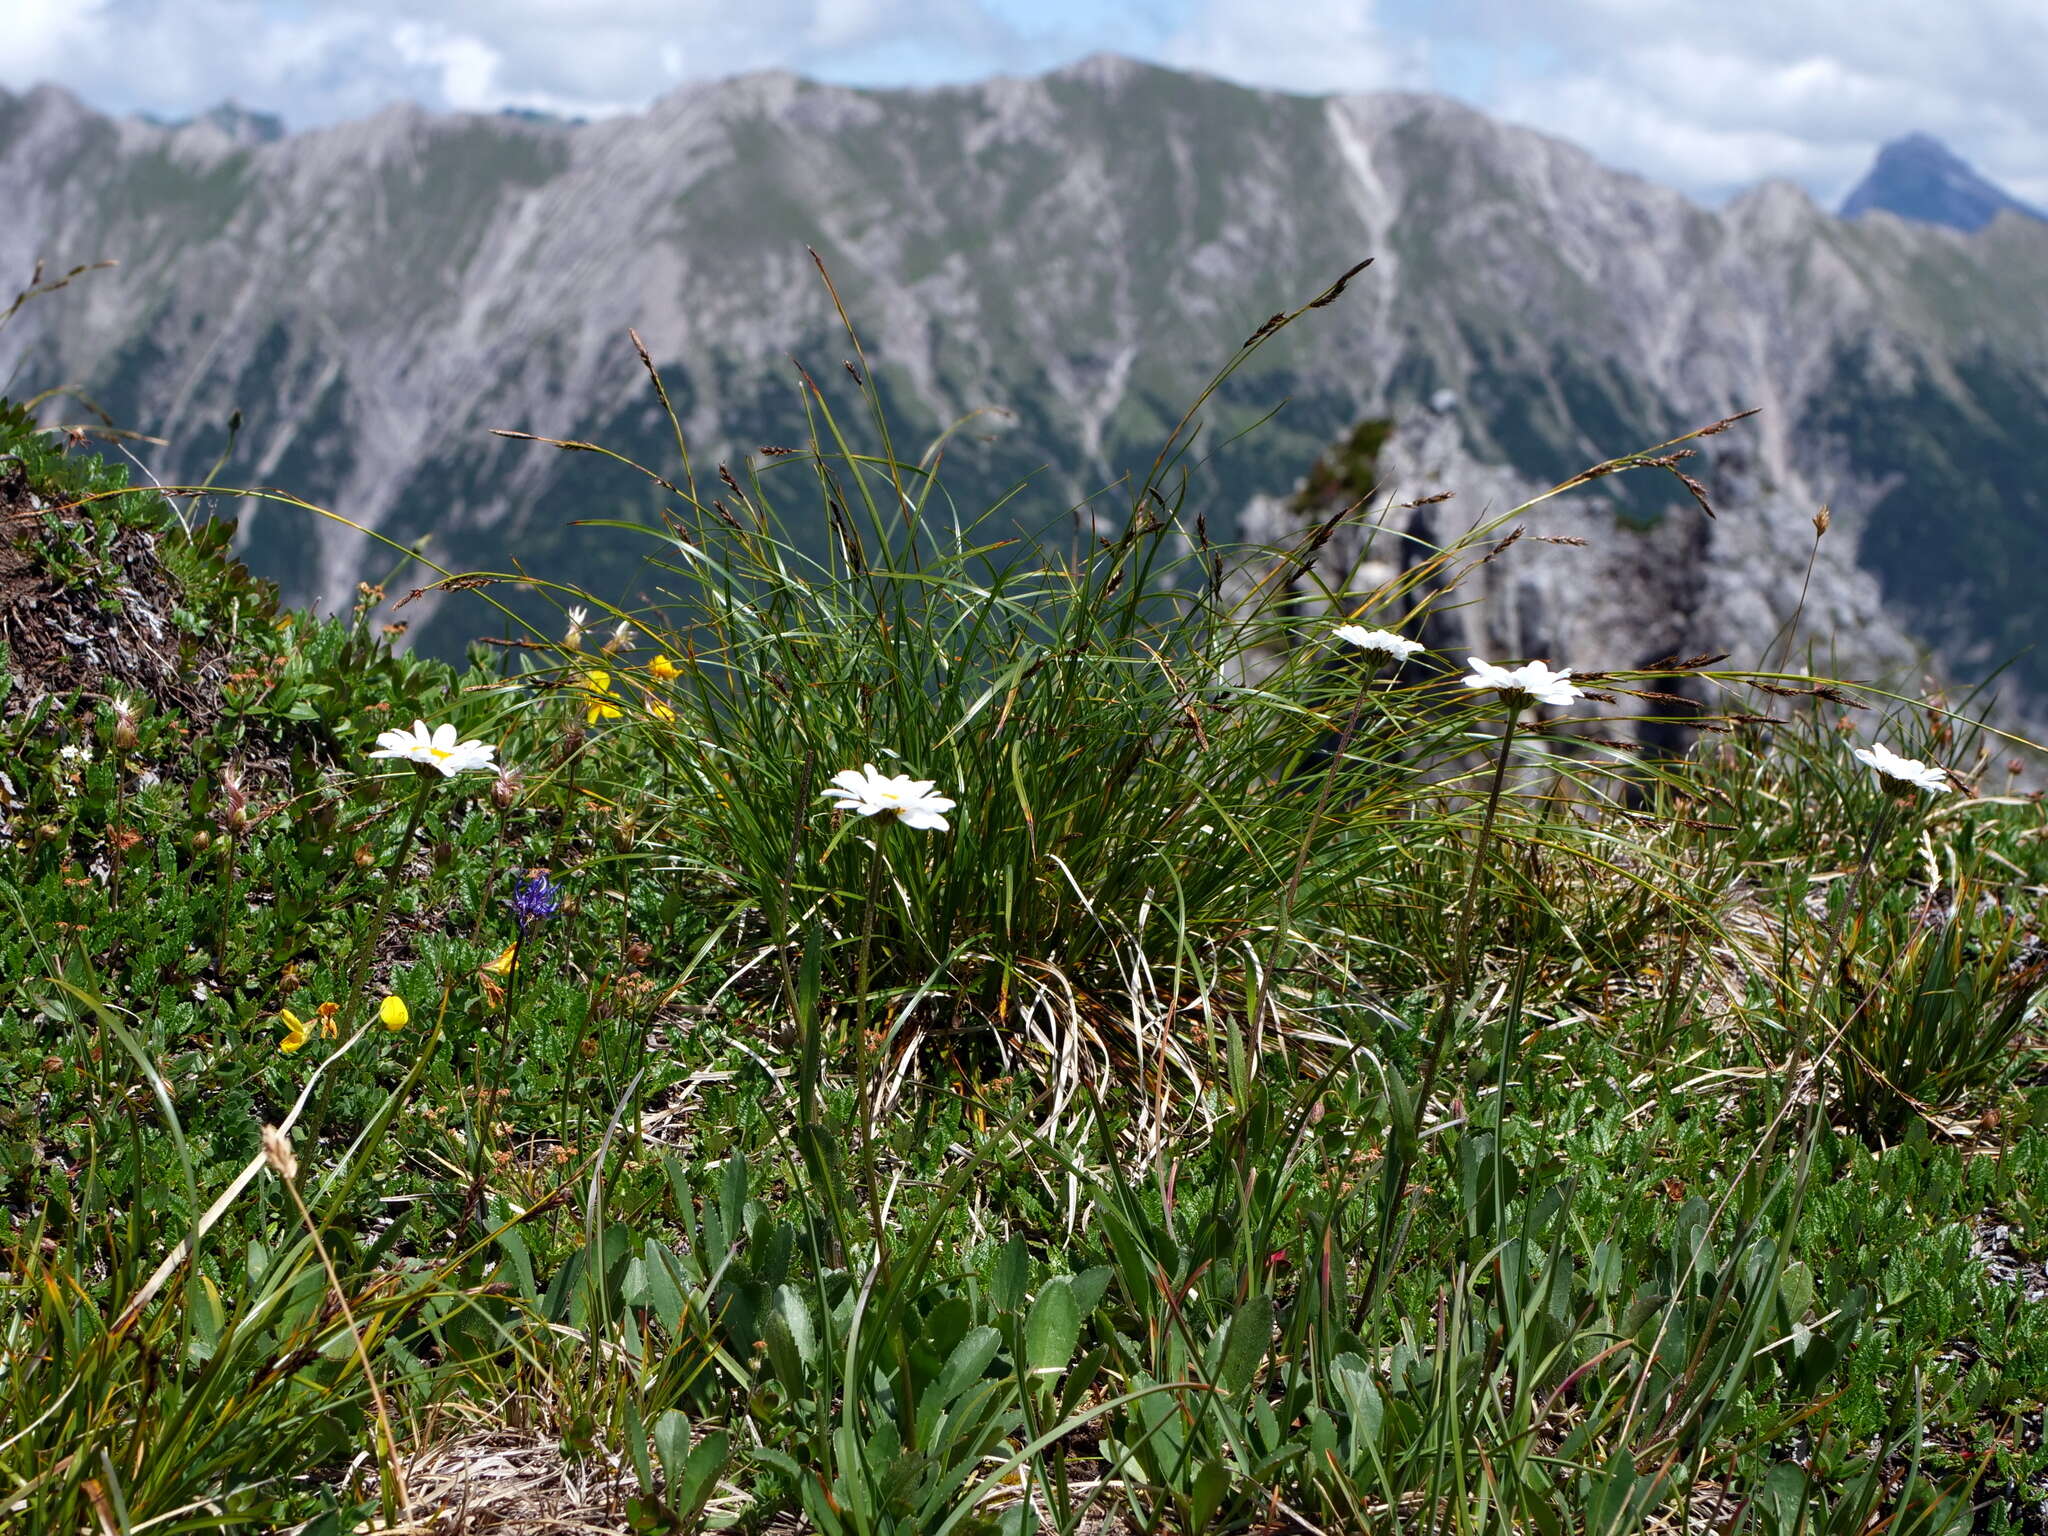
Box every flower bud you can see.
[110,695,140,751]
[217,765,250,835]
[490,765,524,811]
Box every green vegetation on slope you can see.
[1,309,2045,1535]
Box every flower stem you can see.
[1443,706,1520,1011]
[347,773,434,1009]
[851,829,890,1233]
[480,926,527,1190]
[1359,702,1519,1321]
[849,822,921,1450]
[215,830,238,982]
[1247,661,1379,1078]
[109,768,127,916]
[311,774,431,1147]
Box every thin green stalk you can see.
[778,754,819,1131]
[214,829,237,981]
[480,925,530,1189]
[346,772,434,1008]
[1441,705,1521,1019]
[851,825,889,1208]
[313,772,432,1144]
[107,757,127,917]
[1248,657,1382,1049]
[848,821,921,1450]
[1359,702,1520,1323]
[467,795,514,946]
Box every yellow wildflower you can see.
[278,1009,311,1054]
[648,654,680,682]
[582,670,622,724]
[647,702,676,723]
[480,942,520,976]
[378,995,409,1031]
[316,1000,341,1039]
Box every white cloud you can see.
[1158,0,1419,94]
[0,0,1026,125]
[1428,0,2048,205]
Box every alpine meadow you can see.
[2,42,2047,1536]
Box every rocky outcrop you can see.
[1236,406,1929,721]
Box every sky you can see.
[6,0,2047,207]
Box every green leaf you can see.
[934,1324,1003,1407]
[763,1283,816,1394]
[1188,1459,1233,1531]
[720,1152,748,1243]
[676,1430,729,1517]
[622,1395,654,1492]
[651,1408,691,1484]
[1023,1277,1080,1376]
[1754,1463,1808,1536]
[1778,1259,1814,1319]
[642,1241,686,1335]
[1217,1293,1272,1397]
[1329,1352,1381,1457]
[993,1234,1030,1314]
[1068,1265,1112,1317]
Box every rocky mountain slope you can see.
[1841,133,2046,232]
[4,57,2047,714]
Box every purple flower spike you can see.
[510,870,562,934]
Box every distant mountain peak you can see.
[1841,133,2045,232]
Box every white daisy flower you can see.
[368,719,499,778]
[1462,657,1586,709]
[821,763,957,832]
[1334,625,1425,662]
[1853,741,1949,795]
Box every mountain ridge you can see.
[1841,131,2046,233]
[3,63,2046,720]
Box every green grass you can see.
[1,290,2045,1536]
